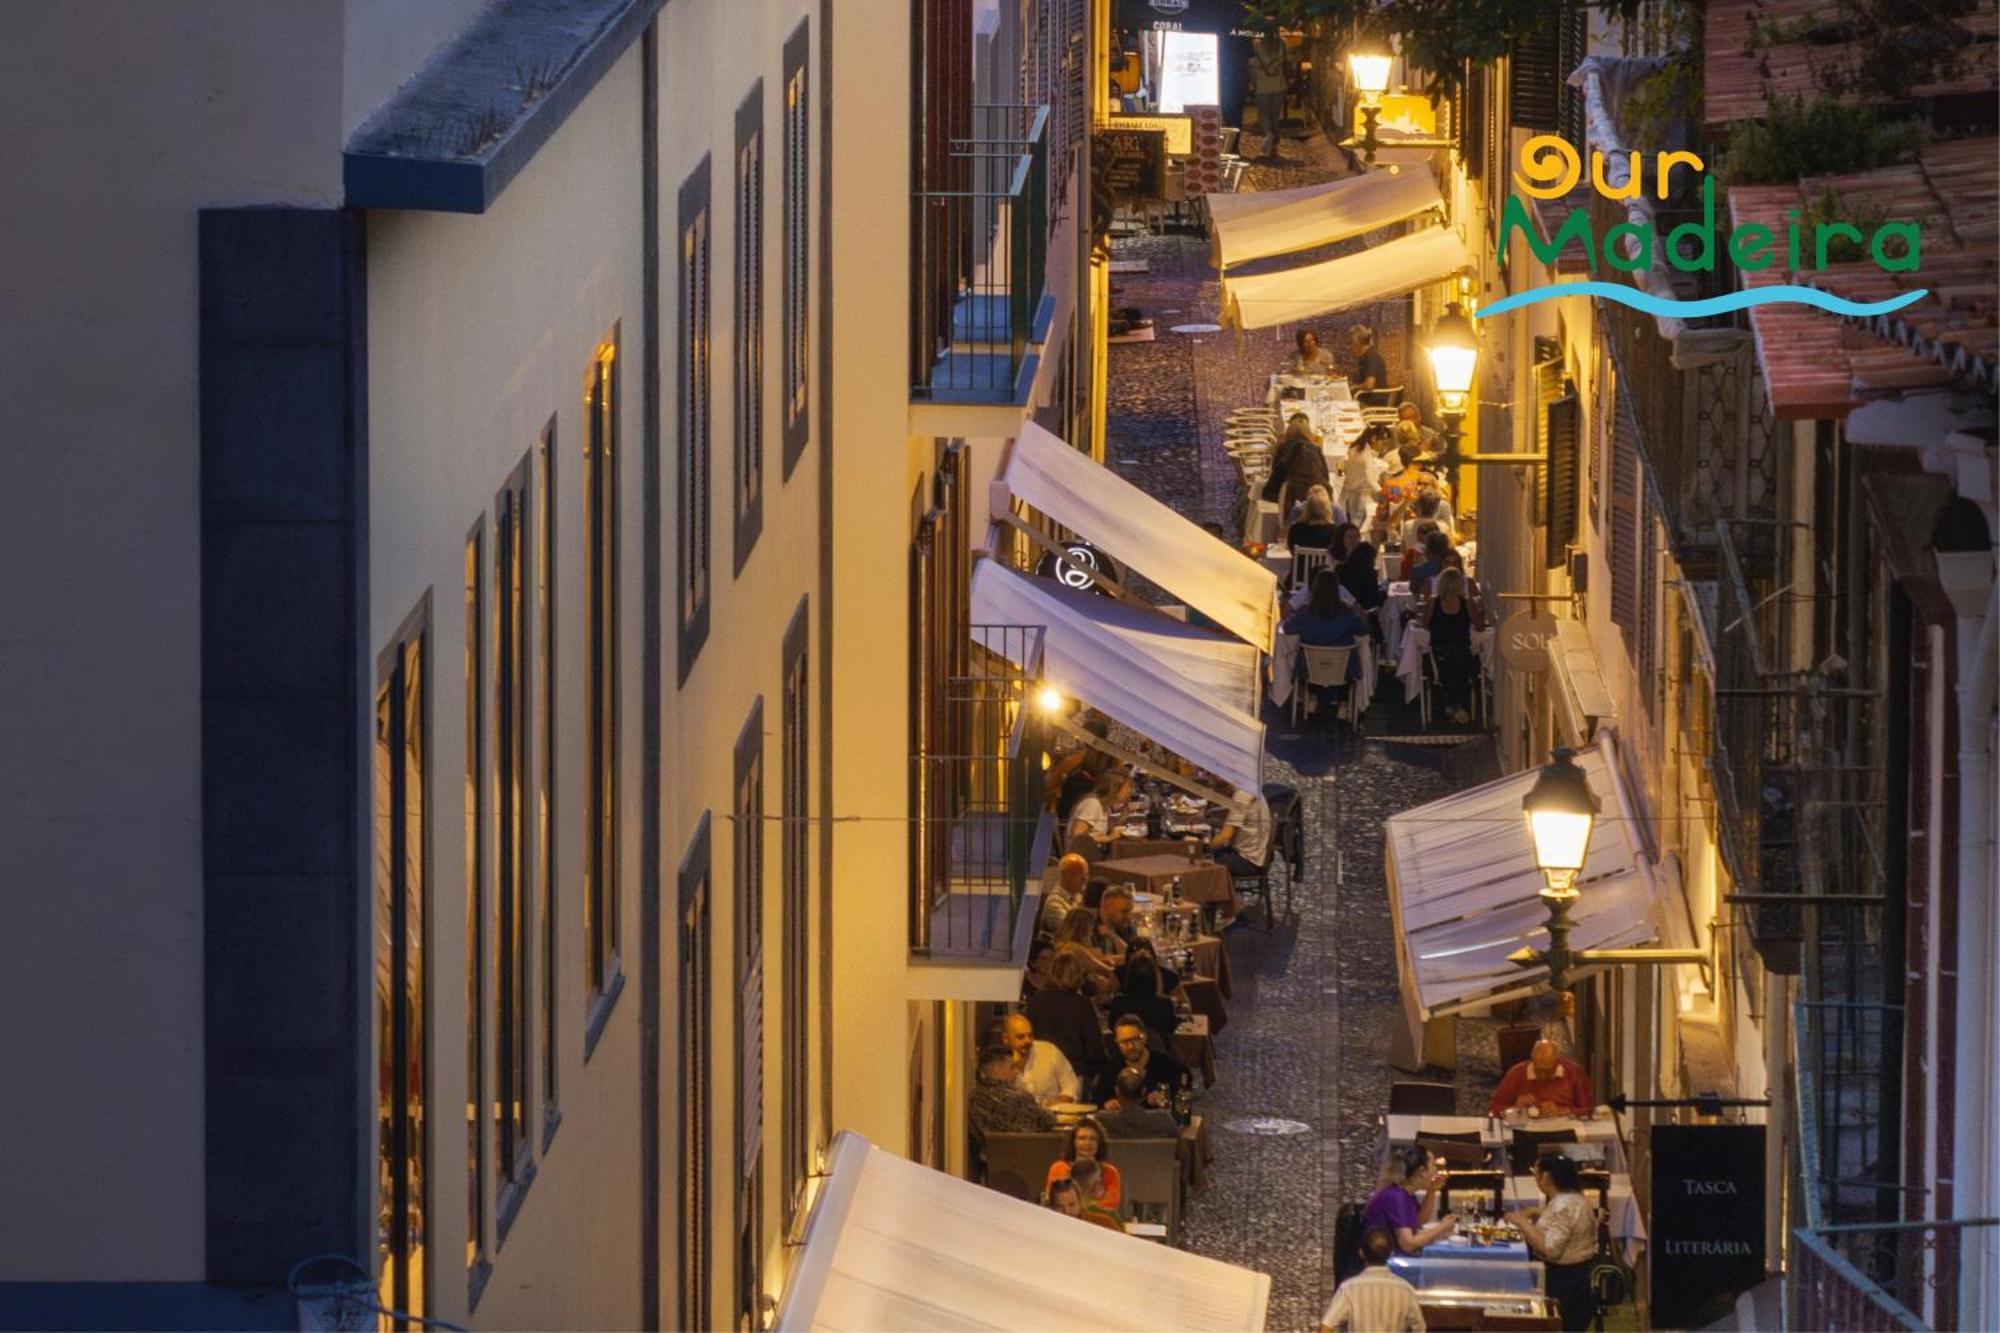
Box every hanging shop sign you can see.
[1036,541,1121,595]
[1115,0,1249,36]
[1496,610,1557,674]
[1649,1123,1767,1328]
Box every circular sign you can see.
[1497,610,1558,674]
[1037,541,1120,594]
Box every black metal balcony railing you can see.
[909,623,1053,960]
[911,104,1050,402]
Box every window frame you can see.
[584,334,625,1054]
[734,82,766,573]
[536,417,562,1145]
[733,700,767,1326]
[463,527,490,1305]
[493,457,537,1231]
[781,21,811,477]
[779,600,810,1224]
[677,157,715,680]
[677,815,715,1333]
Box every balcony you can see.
[908,623,1053,999]
[910,104,1056,412]
[1792,1220,1999,1332]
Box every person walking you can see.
[1248,36,1288,158]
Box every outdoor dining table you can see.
[1268,373,1366,451]
[1097,853,1236,912]
[1394,621,1496,704]
[1181,975,1228,1035]
[1390,1238,1543,1295]
[1181,1113,1212,1190]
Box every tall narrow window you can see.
[375,601,430,1330]
[734,84,766,571]
[678,158,714,678]
[780,601,810,1222]
[733,702,766,1329]
[495,460,535,1220]
[537,419,560,1138]
[584,337,623,1041]
[781,22,810,475]
[464,531,488,1301]
[677,817,714,1333]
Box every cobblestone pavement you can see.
[1104,130,1509,1331]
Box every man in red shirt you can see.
[1487,1040,1594,1116]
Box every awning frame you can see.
[1048,711,1234,809]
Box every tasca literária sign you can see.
[1482,135,1926,324]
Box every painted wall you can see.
[366,46,649,1330]
[0,1,342,1281]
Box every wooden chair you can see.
[1418,1304,1484,1331]
[1388,1081,1458,1116]
[1113,1137,1184,1244]
[1508,1127,1579,1177]
[1438,1168,1506,1215]
[1294,644,1355,728]
[1263,782,1304,882]
[1289,544,1333,591]
[980,1130,1068,1202]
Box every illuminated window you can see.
[375,602,430,1330]
[584,336,622,1038]
[678,158,714,678]
[464,528,488,1300]
[494,459,535,1221]
[537,419,560,1137]
[734,84,765,571]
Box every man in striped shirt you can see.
[1321,1228,1425,1332]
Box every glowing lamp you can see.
[1522,748,1599,895]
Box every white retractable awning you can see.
[1221,225,1473,331]
[972,561,1265,793]
[778,1133,1272,1332]
[1207,169,1443,268]
[1384,735,1658,1028]
[1002,421,1278,651]
[1547,617,1618,745]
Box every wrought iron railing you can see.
[911,104,1050,401]
[909,623,1053,959]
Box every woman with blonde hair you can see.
[1422,568,1488,725]
[1052,906,1119,1001]
[1286,484,1343,550]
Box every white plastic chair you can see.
[1295,644,1356,727]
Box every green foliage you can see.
[1796,188,1887,263]
[1719,96,1927,185]
[1622,57,1704,150]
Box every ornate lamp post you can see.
[1424,303,1479,487]
[1511,748,1711,993]
[1346,49,1392,165]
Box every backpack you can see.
[1588,1211,1632,1309]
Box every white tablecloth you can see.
[1382,582,1415,662]
[1268,374,1365,452]
[1379,1108,1629,1173]
[1269,631,1375,715]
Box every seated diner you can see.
[1487,1039,1595,1118]
[1361,1145,1458,1255]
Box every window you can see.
[495,460,535,1219]
[733,703,766,1329]
[375,599,430,1330]
[537,419,560,1139]
[677,817,714,1333]
[734,84,766,572]
[781,22,810,475]
[1609,385,1642,650]
[1545,387,1581,568]
[780,601,810,1222]
[463,531,488,1300]
[584,336,623,1043]
[678,158,714,678]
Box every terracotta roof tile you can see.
[1727,137,2000,418]
[1704,0,1999,129]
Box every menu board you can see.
[1650,1124,1767,1328]
[1095,126,1166,201]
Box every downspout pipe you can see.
[1951,571,1997,1330]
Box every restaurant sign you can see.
[1649,1123,1767,1328]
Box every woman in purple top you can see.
[1360,1145,1459,1255]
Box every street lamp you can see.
[1347,48,1392,164]
[1424,303,1479,485]
[1509,748,1712,993]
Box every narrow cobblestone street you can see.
[1103,130,1507,1331]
